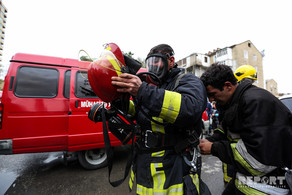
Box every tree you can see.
[80,56,93,62]
[123,51,134,58]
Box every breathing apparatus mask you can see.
[144,52,172,86]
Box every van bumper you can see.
[0,139,13,154]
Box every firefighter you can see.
[218,64,259,185]
[199,63,292,195]
[234,64,257,84]
[112,44,209,194]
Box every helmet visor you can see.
[146,56,165,77]
[250,72,257,80]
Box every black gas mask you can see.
[145,52,170,85]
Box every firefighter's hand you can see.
[111,73,142,96]
[199,139,213,155]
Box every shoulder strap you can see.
[172,72,185,91]
[101,106,135,187]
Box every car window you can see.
[75,71,98,98]
[281,98,292,112]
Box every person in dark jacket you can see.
[112,44,209,194]
[210,101,219,130]
[199,63,292,195]
[206,101,213,135]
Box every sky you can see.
[1,0,292,93]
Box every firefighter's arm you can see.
[200,139,234,164]
[172,74,207,126]
[136,74,207,127]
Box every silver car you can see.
[280,95,292,112]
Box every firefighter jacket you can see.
[128,68,207,195]
[211,81,292,195]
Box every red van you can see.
[0,53,123,169]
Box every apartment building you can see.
[0,0,7,69]
[177,40,265,88]
[266,79,278,97]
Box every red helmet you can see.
[88,43,125,102]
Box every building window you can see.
[244,50,248,59]
[187,57,190,66]
[253,54,257,61]
[183,58,186,65]
[204,57,208,63]
[248,42,251,47]
[216,48,227,57]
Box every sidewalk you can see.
[201,155,225,195]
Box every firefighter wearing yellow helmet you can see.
[234,64,257,83]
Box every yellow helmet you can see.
[234,65,257,82]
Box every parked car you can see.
[0,53,125,170]
[279,95,292,112]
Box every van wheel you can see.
[77,148,107,170]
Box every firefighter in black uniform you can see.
[209,65,258,185]
[199,64,292,195]
[112,44,209,194]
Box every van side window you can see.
[75,71,98,98]
[14,66,59,98]
[63,70,71,98]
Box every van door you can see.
[67,68,120,152]
[2,64,70,153]
[68,68,102,151]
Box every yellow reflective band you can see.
[106,54,122,76]
[235,179,267,195]
[128,100,136,116]
[190,174,200,194]
[105,46,112,51]
[159,91,181,124]
[151,163,166,190]
[129,167,135,190]
[151,150,165,157]
[151,117,165,134]
[136,183,184,195]
[223,163,232,183]
[231,143,264,176]
[227,136,240,142]
[214,128,224,134]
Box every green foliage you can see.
[123,51,134,58]
[80,56,93,62]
